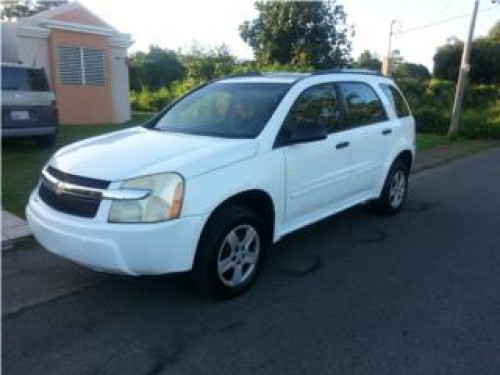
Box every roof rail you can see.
[224,71,262,78]
[311,68,382,76]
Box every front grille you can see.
[46,166,109,189]
[38,167,110,218]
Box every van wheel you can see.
[372,160,409,215]
[191,206,266,298]
[35,134,56,148]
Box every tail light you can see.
[51,100,59,120]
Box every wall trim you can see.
[17,25,50,39]
[109,33,133,48]
[42,19,116,36]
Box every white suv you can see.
[27,70,415,297]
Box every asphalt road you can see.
[3,148,500,375]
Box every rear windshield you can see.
[153,82,291,138]
[2,66,50,92]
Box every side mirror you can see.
[281,122,328,146]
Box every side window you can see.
[380,84,411,118]
[283,83,341,137]
[338,82,387,127]
[1,67,29,91]
[26,69,50,91]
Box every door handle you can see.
[336,141,350,149]
[382,128,392,135]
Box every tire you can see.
[35,133,56,148]
[372,160,409,215]
[191,205,266,298]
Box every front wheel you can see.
[372,160,409,215]
[191,206,266,298]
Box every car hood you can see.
[50,127,259,181]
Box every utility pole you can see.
[448,0,479,136]
[385,19,398,76]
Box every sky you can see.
[78,0,499,70]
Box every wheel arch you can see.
[394,149,413,171]
[376,148,414,197]
[200,189,276,247]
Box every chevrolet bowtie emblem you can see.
[49,180,65,195]
[55,181,64,195]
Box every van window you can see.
[284,83,341,134]
[1,66,50,92]
[338,82,387,127]
[154,82,290,138]
[380,84,411,118]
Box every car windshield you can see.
[1,66,50,91]
[153,82,291,138]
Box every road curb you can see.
[412,141,500,175]
[2,210,31,251]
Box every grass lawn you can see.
[417,133,453,150]
[1,117,450,218]
[2,113,154,218]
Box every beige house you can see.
[1,2,133,124]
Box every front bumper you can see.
[26,190,207,276]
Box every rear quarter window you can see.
[1,66,50,92]
[380,84,411,118]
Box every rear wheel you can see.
[372,160,409,215]
[191,206,266,298]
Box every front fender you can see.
[181,149,286,240]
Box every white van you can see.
[2,63,59,146]
[27,70,415,297]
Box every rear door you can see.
[379,83,415,147]
[336,81,394,196]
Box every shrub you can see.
[459,100,500,138]
[413,107,450,134]
[396,78,500,138]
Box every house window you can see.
[58,46,106,86]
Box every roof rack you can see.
[224,71,262,78]
[311,68,382,76]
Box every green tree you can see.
[129,51,146,91]
[239,1,353,69]
[1,0,36,21]
[433,23,500,84]
[181,43,236,82]
[488,20,500,42]
[393,62,431,80]
[1,0,68,21]
[130,46,186,91]
[433,33,500,84]
[432,40,462,81]
[468,37,500,84]
[355,50,381,71]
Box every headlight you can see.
[108,173,184,223]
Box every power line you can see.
[395,6,498,35]
[428,0,452,23]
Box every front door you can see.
[278,83,354,227]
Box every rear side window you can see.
[338,82,387,127]
[380,84,411,118]
[1,66,50,92]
